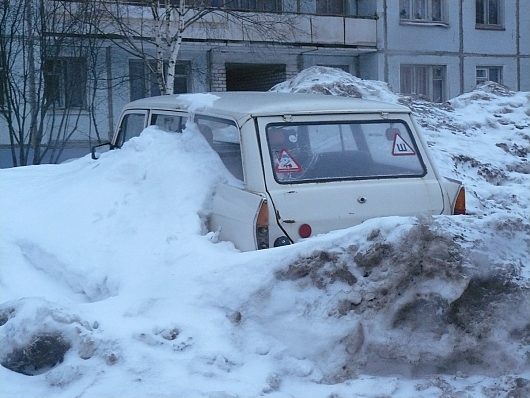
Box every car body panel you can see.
[209,184,265,251]
[256,113,446,243]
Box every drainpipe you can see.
[106,46,114,140]
[26,0,39,164]
[459,0,464,94]
[383,0,388,84]
[207,48,212,91]
[515,0,521,91]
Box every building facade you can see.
[97,0,530,133]
[369,0,529,101]
[0,0,528,164]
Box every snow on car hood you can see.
[1,71,529,397]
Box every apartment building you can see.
[115,1,379,98]
[111,0,528,107]
[163,1,528,99]
[367,0,530,101]
[1,0,527,166]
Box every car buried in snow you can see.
[92,92,466,251]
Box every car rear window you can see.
[266,120,426,183]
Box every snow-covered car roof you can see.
[123,92,411,124]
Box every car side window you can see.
[195,115,244,181]
[150,113,185,133]
[116,112,146,146]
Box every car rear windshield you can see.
[266,120,426,183]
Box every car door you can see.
[194,115,267,250]
[209,184,267,251]
[257,113,445,242]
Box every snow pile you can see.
[247,218,530,381]
[271,66,400,104]
[402,82,530,221]
[1,83,529,397]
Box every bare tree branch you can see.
[0,0,106,166]
[93,0,299,95]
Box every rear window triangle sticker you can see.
[392,133,416,156]
[276,149,302,172]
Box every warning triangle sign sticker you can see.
[392,133,416,156]
[276,149,302,173]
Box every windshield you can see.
[266,120,426,183]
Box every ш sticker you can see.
[392,134,416,156]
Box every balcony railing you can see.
[183,12,377,47]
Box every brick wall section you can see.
[285,62,299,80]
[210,63,227,92]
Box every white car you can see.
[93,92,465,251]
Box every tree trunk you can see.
[26,0,40,165]
[164,0,185,95]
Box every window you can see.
[0,49,6,108]
[44,57,87,108]
[266,121,425,183]
[116,112,147,146]
[476,66,503,85]
[224,0,281,12]
[0,65,6,109]
[476,0,502,27]
[121,0,216,5]
[195,115,244,181]
[316,0,345,15]
[150,112,186,133]
[129,59,189,101]
[400,65,446,102]
[399,0,445,23]
[185,0,221,6]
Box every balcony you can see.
[184,12,377,48]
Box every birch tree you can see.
[98,0,297,95]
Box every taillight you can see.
[256,200,269,250]
[453,187,466,215]
[299,223,312,238]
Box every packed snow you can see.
[1,67,529,397]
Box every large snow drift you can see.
[1,68,529,397]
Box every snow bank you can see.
[271,66,400,104]
[242,217,530,381]
[1,81,529,398]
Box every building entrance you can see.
[225,63,286,91]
